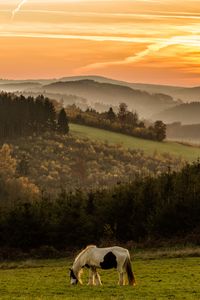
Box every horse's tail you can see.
[124,255,136,286]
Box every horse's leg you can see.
[118,272,125,285]
[118,260,125,285]
[94,270,102,286]
[87,269,95,286]
[91,267,102,286]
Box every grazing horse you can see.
[69,245,136,286]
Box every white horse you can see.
[69,245,136,286]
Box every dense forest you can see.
[66,103,166,141]
[0,92,69,138]
[0,161,199,252]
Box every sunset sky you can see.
[0,0,200,85]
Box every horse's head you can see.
[69,268,78,285]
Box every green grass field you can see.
[1,250,200,300]
[70,123,200,162]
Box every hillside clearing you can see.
[70,123,200,162]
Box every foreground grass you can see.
[70,123,200,162]
[0,251,200,300]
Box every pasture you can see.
[1,249,200,299]
[70,123,200,162]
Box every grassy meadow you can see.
[70,123,200,162]
[1,249,200,300]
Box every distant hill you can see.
[163,86,200,102]
[43,79,176,118]
[127,83,200,102]
[1,75,200,103]
[0,82,42,92]
[56,76,185,101]
[0,77,178,118]
[152,102,200,125]
[167,122,200,142]
[57,76,200,103]
[0,79,54,85]
[2,75,200,121]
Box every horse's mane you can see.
[74,245,96,263]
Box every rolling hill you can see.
[164,86,200,102]
[127,83,200,103]
[153,102,200,125]
[1,75,200,122]
[0,82,42,91]
[59,75,200,103]
[1,75,200,103]
[70,123,200,162]
[167,123,200,142]
[43,79,176,118]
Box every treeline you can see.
[0,161,199,250]
[0,92,69,138]
[66,103,166,141]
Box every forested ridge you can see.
[0,92,166,141]
[66,103,167,141]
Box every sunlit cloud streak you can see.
[12,0,28,20]
[0,31,158,43]
[0,0,200,84]
[8,9,200,20]
[77,35,200,72]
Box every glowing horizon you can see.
[0,0,200,86]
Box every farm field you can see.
[1,251,200,300]
[70,123,200,162]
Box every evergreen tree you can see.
[0,92,61,138]
[57,108,69,134]
[44,98,56,130]
[107,107,116,122]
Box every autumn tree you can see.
[118,103,128,126]
[0,144,40,205]
[153,120,166,141]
